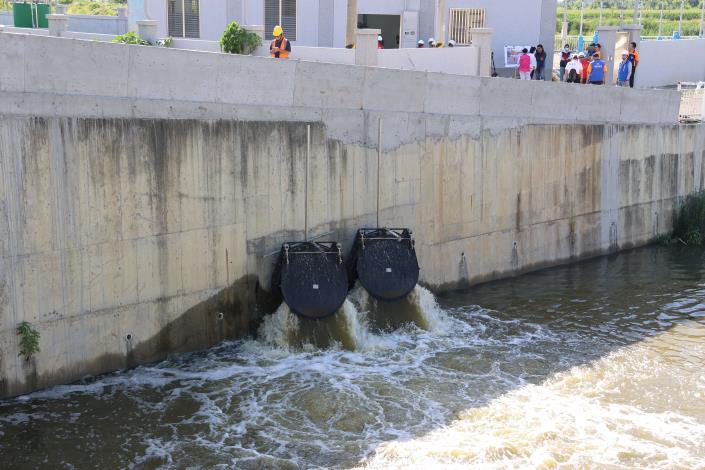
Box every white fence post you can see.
[355,29,380,66]
[470,27,493,77]
[47,14,69,37]
[137,20,158,44]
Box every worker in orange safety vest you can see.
[270,25,291,59]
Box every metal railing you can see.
[678,82,705,123]
[554,35,581,51]
[641,35,701,41]
[449,8,485,45]
[554,34,703,51]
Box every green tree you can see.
[220,22,262,55]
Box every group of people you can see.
[557,41,640,87]
[516,45,549,81]
[415,37,456,48]
[518,41,640,87]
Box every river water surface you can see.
[1,246,704,469]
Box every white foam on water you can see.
[258,302,301,349]
[257,285,449,352]
[407,285,450,333]
[348,282,372,312]
[358,322,705,469]
[339,299,396,352]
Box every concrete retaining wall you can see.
[637,39,705,88]
[378,47,479,75]
[167,39,478,76]
[0,12,126,35]
[1,32,703,398]
[67,14,127,35]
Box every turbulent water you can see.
[1,246,705,469]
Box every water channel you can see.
[1,246,704,469]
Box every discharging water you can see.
[1,246,705,469]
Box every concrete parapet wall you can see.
[0,12,126,35]
[0,33,702,398]
[67,14,127,35]
[378,47,479,76]
[0,33,682,125]
[637,39,705,88]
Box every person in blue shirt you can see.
[587,54,608,85]
[616,50,632,87]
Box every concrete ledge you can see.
[292,61,365,110]
[362,66,427,113]
[0,33,682,126]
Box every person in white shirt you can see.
[529,46,537,79]
[563,54,583,83]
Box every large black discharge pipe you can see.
[349,228,420,301]
[272,241,349,319]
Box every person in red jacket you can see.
[579,52,590,84]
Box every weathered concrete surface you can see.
[0,33,704,397]
[1,116,703,398]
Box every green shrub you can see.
[672,191,705,245]
[16,321,40,361]
[156,37,173,48]
[112,31,151,46]
[220,21,262,55]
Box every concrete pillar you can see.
[621,24,642,45]
[137,20,158,44]
[47,14,69,37]
[346,0,358,47]
[116,7,127,19]
[596,25,619,84]
[355,28,379,66]
[435,0,447,42]
[470,27,493,78]
[244,24,264,41]
[561,21,568,44]
[55,4,67,15]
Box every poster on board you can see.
[504,46,532,68]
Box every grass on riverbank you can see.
[1,0,126,15]
[659,191,705,246]
[673,191,705,245]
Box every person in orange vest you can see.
[270,25,291,59]
[628,41,640,88]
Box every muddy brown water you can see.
[1,246,704,469]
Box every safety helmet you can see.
[621,50,629,56]
[272,25,283,37]
[448,39,456,47]
[417,39,424,45]
[378,35,383,41]
[578,52,585,58]
[428,37,435,44]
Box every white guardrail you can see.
[678,81,705,122]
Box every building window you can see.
[265,0,297,41]
[448,8,485,46]
[168,0,200,38]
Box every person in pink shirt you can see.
[518,48,532,80]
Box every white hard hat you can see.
[418,39,424,45]
[448,39,456,46]
[428,37,435,43]
[378,35,383,41]
[578,52,585,58]
[621,49,629,55]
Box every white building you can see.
[129,0,556,74]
